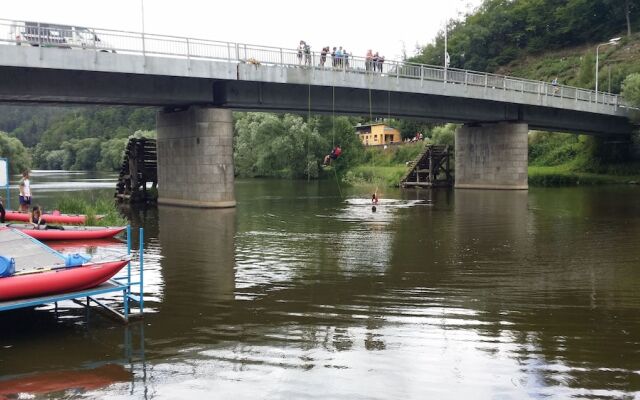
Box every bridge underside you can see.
[0,60,635,206]
[0,66,633,136]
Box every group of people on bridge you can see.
[298,41,385,72]
[365,50,385,72]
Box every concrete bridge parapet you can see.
[156,106,236,208]
[455,122,529,190]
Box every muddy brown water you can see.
[1,171,639,399]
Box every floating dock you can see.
[0,226,145,323]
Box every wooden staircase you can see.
[400,144,452,188]
[115,138,158,203]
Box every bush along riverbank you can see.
[340,129,640,188]
[55,196,128,226]
[527,131,640,186]
[341,142,428,188]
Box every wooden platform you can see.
[400,144,452,188]
[115,138,157,203]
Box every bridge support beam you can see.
[455,122,528,190]
[156,106,236,208]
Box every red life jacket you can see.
[334,147,342,157]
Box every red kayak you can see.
[5,210,102,225]
[7,224,125,241]
[0,260,128,301]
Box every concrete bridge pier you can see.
[455,122,529,190]
[156,106,236,208]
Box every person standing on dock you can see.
[19,170,31,212]
[0,196,5,223]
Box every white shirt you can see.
[22,178,31,197]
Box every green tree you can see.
[234,113,363,179]
[412,0,640,74]
[0,131,30,174]
[45,150,66,170]
[577,51,596,89]
[622,73,640,106]
[431,124,457,146]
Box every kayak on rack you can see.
[6,224,125,241]
[4,210,102,225]
[46,238,125,253]
[0,259,129,301]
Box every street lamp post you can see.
[595,37,621,102]
[141,0,146,56]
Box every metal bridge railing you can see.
[0,18,628,110]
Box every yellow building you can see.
[355,123,401,146]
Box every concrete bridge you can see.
[0,19,636,206]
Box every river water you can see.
[1,171,639,399]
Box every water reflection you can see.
[158,206,236,304]
[0,319,146,397]
[0,364,132,398]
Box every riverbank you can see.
[340,143,427,187]
[340,140,640,188]
[528,166,640,186]
[55,196,128,226]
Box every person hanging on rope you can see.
[323,144,342,166]
[372,191,379,205]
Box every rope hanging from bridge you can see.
[307,74,312,182]
[330,78,343,199]
[367,74,379,198]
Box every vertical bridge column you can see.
[156,106,236,208]
[455,122,528,190]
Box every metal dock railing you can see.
[0,226,145,324]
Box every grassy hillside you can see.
[496,33,640,94]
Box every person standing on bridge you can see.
[552,76,559,94]
[298,41,305,65]
[304,42,312,66]
[378,54,385,73]
[366,50,373,71]
[331,47,337,67]
[320,46,328,67]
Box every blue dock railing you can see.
[0,225,146,323]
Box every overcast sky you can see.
[2,0,482,61]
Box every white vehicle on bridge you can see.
[10,21,115,52]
